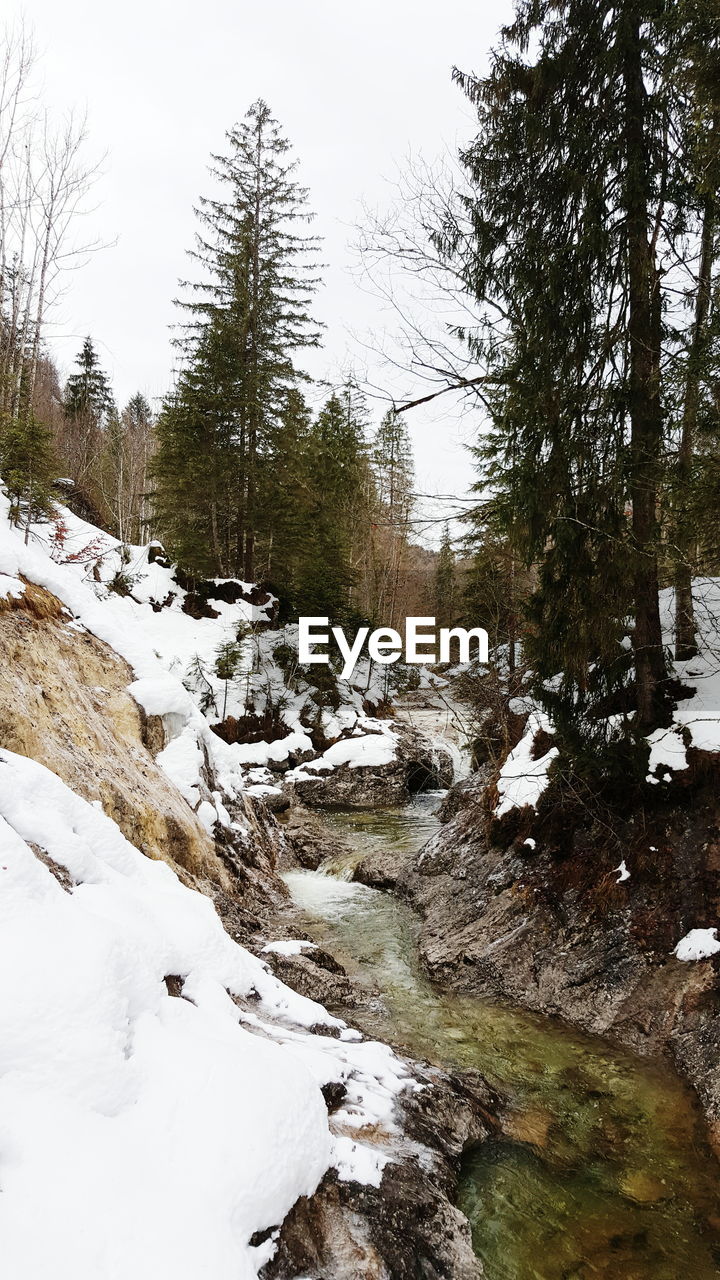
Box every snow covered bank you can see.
[0,496,411,826]
[0,747,417,1277]
[0,490,441,1273]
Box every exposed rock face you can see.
[277,804,353,870]
[262,1066,501,1280]
[353,766,720,1145]
[290,726,455,809]
[0,582,290,930]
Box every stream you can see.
[283,794,720,1279]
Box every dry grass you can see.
[0,578,65,621]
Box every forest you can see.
[3,1,719,790]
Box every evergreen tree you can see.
[297,390,367,620]
[62,337,114,488]
[260,388,313,615]
[441,0,713,754]
[63,336,114,422]
[154,99,321,581]
[364,408,415,626]
[1,409,57,536]
[153,319,239,576]
[372,408,414,520]
[669,0,720,658]
[434,525,458,631]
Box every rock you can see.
[290,725,455,810]
[262,1065,501,1280]
[619,1170,670,1204]
[279,804,353,870]
[259,945,357,1011]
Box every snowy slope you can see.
[0,493,418,1276]
[0,495,398,828]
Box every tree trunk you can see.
[674,167,716,659]
[622,6,667,729]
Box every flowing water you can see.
[283,795,720,1279]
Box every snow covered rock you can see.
[673,928,720,962]
[289,724,455,808]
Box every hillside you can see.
[0,495,473,1278]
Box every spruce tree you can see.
[434,525,458,632]
[442,0,708,749]
[260,388,313,615]
[365,408,415,626]
[372,409,414,520]
[1,409,57,536]
[63,337,114,489]
[669,0,720,658]
[155,99,321,581]
[63,337,114,422]
[153,319,239,576]
[297,390,368,620]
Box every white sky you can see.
[11,0,513,534]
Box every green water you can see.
[284,796,720,1279]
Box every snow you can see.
[262,939,318,956]
[288,724,399,781]
[0,571,24,600]
[614,860,630,883]
[673,927,720,962]
[645,727,688,781]
[0,747,415,1276]
[0,495,402,836]
[0,486,431,1269]
[495,713,558,818]
[311,730,397,770]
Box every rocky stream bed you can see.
[258,690,720,1279]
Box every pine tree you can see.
[1,409,57,536]
[434,525,458,631]
[442,0,707,751]
[154,99,321,581]
[366,408,415,626]
[62,337,114,489]
[372,409,414,520]
[153,320,239,576]
[63,336,114,422]
[260,388,313,615]
[297,390,368,620]
[669,0,720,658]
[122,394,155,542]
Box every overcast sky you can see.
[11,0,513,534]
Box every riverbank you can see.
[272,798,720,1278]
[347,761,720,1156]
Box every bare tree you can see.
[0,22,103,432]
